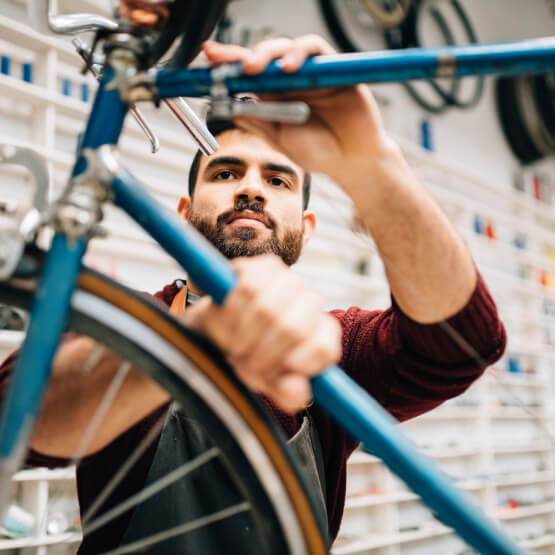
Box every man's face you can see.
[179,129,315,266]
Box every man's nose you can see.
[234,173,267,206]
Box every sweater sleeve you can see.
[331,270,506,423]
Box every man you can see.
[0,36,506,552]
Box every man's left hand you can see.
[202,36,391,184]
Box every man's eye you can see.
[269,177,286,187]
[215,170,235,180]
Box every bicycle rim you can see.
[0,267,328,554]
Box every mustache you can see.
[216,199,276,229]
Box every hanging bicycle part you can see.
[0,145,50,280]
[319,0,484,114]
[362,0,412,27]
[384,0,484,113]
[496,72,555,164]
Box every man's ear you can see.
[301,211,316,246]
[178,196,192,220]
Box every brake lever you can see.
[164,97,219,155]
[73,39,161,154]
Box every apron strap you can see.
[169,284,188,315]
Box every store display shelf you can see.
[345,490,418,509]
[345,477,486,511]
[493,443,553,455]
[495,470,554,487]
[347,451,382,465]
[486,373,549,388]
[13,466,76,482]
[489,407,543,419]
[397,137,555,227]
[520,532,555,550]
[0,74,199,160]
[482,267,555,303]
[415,407,480,420]
[332,525,452,554]
[466,233,555,274]
[425,182,555,248]
[422,446,482,459]
[0,531,82,550]
[0,14,75,63]
[295,266,384,295]
[87,236,180,268]
[495,500,555,520]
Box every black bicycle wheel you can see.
[496,76,544,165]
[0,266,328,554]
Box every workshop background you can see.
[0,1,554,554]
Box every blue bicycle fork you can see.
[0,68,127,509]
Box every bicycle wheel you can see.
[0,263,328,554]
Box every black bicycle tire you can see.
[0,268,328,554]
[533,73,555,149]
[495,76,544,164]
[361,0,412,28]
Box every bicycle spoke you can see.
[83,446,220,537]
[99,501,251,555]
[73,360,131,465]
[37,355,132,535]
[82,408,167,525]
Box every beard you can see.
[189,199,304,266]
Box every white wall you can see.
[225,0,555,186]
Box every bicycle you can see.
[0,1,554,553]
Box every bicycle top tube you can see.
[154,37,555,99]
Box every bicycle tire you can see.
[495,76,544,164]
[361,0,412,27]
[0,266,328,554]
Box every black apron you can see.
[117,402,328,553]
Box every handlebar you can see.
[28,0,118,36]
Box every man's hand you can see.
[202,36,391,184]
[178,255,342,413]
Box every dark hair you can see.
[187,119,311,210]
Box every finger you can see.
[224,274,292,362]
[179,297,233,353]
[242,38,294,74]
[269,373,312,414]
[244,291,320,374]
[201,40,252,65]
[284,315,342,376]
[280,34,337,73]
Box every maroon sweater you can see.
[0,272,506,552]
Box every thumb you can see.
[176,296,213,332]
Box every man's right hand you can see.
[178,255,342,414]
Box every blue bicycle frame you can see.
[2,37,555,554]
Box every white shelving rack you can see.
[1,1,555,554]
[334,143,555,555]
